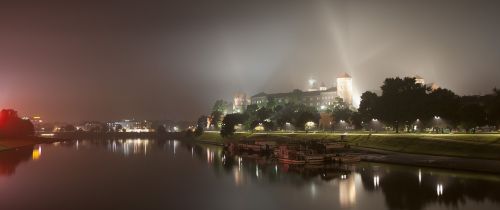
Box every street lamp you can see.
[413,119,421,133]
[433,116,444,133]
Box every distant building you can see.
[250,72,354,110]
[413,75,440,91]
[22,116,45,132]
[232,92,250,113]
[110,119,152,132]
[415,75,425,85]
[336,73,353,106]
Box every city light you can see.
[308,79,316,86]
[436,184,444,196]
[418,169,422,184]
[373,175,380,188]
[32,146,42,160]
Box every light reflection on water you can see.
[0,139,499,210]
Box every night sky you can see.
[1,1,500,122]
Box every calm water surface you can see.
[0,139,499,210]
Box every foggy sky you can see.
[1,0,500,122]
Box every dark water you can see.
[0,139,499,210]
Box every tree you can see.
[0,109,35,138]
[328,97,353,123]
[210,100,228,129]
[427,88,460,127]
[272,103,296,129]
[212,99,228,113]
[379,77,428,133]
[459,96,487,133]
[195,116,207,136]
[220,113,247,137]
[243,104,259,130]
[272,103,295,130]
[265,98,277,110]
[256,107,272,122]
[293,104,320,130]
[358,91,380,123]
[483,88,500,127]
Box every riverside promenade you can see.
[356,146,500,174]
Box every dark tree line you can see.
[358,77,500,133]
[219,103,320,137]
[0,109,34,138]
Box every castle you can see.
[232,72,353,113]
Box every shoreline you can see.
[192,139,500,175]
[0,137,62,152]
[1,134,499,174]
[352,146,500,174]
[192,132,500,174]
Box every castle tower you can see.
[336,72,353,106]
[233,92,249,113]
[415,75,425,85]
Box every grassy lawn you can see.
[347,134,500,159]
[195,131,500,160]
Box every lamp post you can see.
[433,116,442,133]
[371,118,379,133]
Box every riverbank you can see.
[354,147,500,174]
[54,131,184,139]
[0,137,59,152]
[193,132,500,173]
[195,132,500,159]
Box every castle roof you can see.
[252,92,267,97]
[338,72,351,78]
[415,75,424,79]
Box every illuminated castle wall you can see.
[336,72,353,106]
[249,72,354,111]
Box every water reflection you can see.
[0,147,33,176]
[1,139,499,210]
[32,146,42,160]
[339,174,356,208]
[181,142,500,210]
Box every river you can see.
[0,138,499,210]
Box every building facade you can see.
[249,73,354,111]
[336,73,353,106]
[232,92,250,113]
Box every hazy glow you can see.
[339,175,357,208]
[1,1,500,121]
